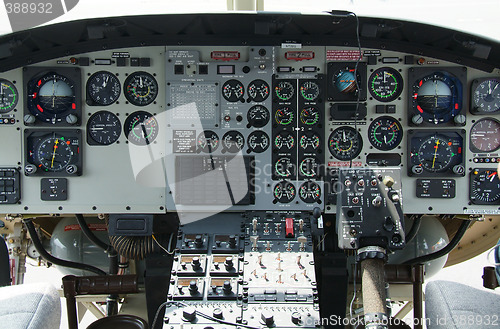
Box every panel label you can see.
[173,130,196,153]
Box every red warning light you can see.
[36,104,43,112]
[211,51,240,61]
[418,80,423,87]
[72,103,76,110]
[416,105,423,113]
[458,147,462,154]
[455,103,459,110]
[285,51,314,61]
[37,80,42,86]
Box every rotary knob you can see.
[291,312,302,325]
[223,280,232,294]
[195,235,203,248]
[191,257,201,270]
[261,310,274,327]
[213,308,223,319]
[224,257,234,269]
[229,235,237,248]
[188,280,198,294]
[182,307,196,322]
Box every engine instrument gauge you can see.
[25,130,81,176]
[410,70,463,124]
[299,157,320,178]
[471,78,500,113]
[275,107,294,125]
[247,105,270,128]
[470,169,500,205]
[409,131,464,176]
[0,79,18,113]
[87,111,121,145]
[273,181,296,203]
[368,67,403,102]
[368,116,403,151]
[274,157,295,178]
[124,111,158,145]
[328,126,363,160]
[86,71,121,106]
[299,132,321,151]
[222,131,245,153]
[124,72,158,106]
[27,72,77,124]
[274,131,295,150]
[470,118,500,153]
[222,79,244,102]
[300,106,320,126]
[300,81,320,101]
[197,131,219,153]
[299,181,321,203]
[247,131,269,153]
[247,79,270,102]
[275,81,295,101]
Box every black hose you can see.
[405,215,422,244]
[75,214,111,252]
[23,219,106,276]
[403,220,472,265]
[0,236,11,286]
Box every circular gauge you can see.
[300,106,320,125]
[328,126,363,160]
[470,118,500,152]
[247,105,270,128]
[87,111,121,145]
[300,157,320,178]
[124,111,158,145]
[368,67,403,102]
[273,181,296,203]
[197,131,219,153]
[87,71,121,105]
[472,78,500,113]
[248,79,270,102]
[275,157,295,178]
[333,68,358,94]
[124,72,158,106]
[300,81,320,101]
[247,131,269,153]
[0,79,18,114]
[299,132,321,151]
[416,134,455,172]
[471,169,500,204]
[275,81,295,101]
[222,131,245,153]
[299,181,321,203]
[36,135,73,172]
[222,79,244,102]
[411,72,461,124]
[27,72,76,123]
[274,131,295,150]
[275,107,294,125]
[368,116,403,151]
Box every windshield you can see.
[0,0,499,41]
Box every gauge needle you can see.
[488,172,497,182]
[434,80,438,107]
[432,139,440,169]
[342,130,346,142]
[51,139,59,168]
[140,76,143,88]
[103,76,108,88]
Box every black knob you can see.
[191,257,201,270]
[291,312,301,324]
[312,207,321,219]
[213,308,223,319]
[182,307,196,322]
[229,235,237,248]
[195,235,203,248]
[223,280,232,294]
[224,257,234,269]
[188,280,198,293]
[261,310,274,327]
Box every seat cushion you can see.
[425,280,500,329]
[0,283,61,329]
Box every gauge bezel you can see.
[299,80,320,101]
[470,168,500,205]
[24,129,82,176]
[197,130,220,153]
[328,126,363,160]
[327,62,367,101]
[24,67,82,126]
[408,66,466,126]
[470,77,500,114]
[0,79,19,114]
[247,105,270,128]
[123,71,158,106]
[299,181,322,203]
[87,111,122,146]
[247,131,270,153]
[273,181,296,203]
[407,130,466,177]
[86,71,121,106]
[247,79,270,102]
[299,156,321,179]
[222,130,245,153]
[469,117,500,153]
[368,116,403,151]
[124,110,158,145]
[222,79,245,102]
[368,67,404,102]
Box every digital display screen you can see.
[217,65,235,74]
